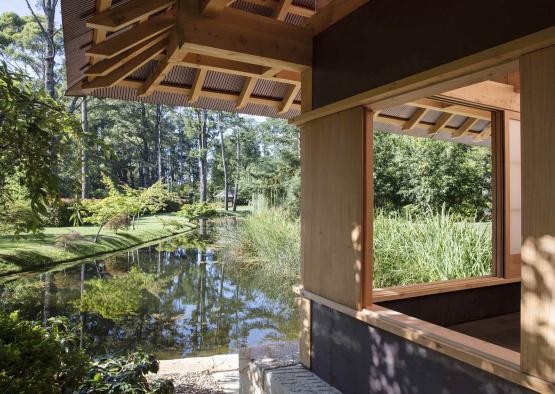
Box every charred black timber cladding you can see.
[312,0,555,109]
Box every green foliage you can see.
[78,351,173,394]
[0,62,75,232]
[373,132,492,220]
[75,268,166,321]
[218,206,300,297]
[0,312,89,394]
[0,199,41,235]
[178,202,218,221]
[373,209,492,288]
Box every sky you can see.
[0,0,62,23]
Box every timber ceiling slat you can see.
[200,0,230,17]
[86,0,176,32]
[86,14,175,59]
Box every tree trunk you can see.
[94,223,105,243]
[197,110,208,203]
[156,105,163,181]
[233,130,241,212]
[219,124,229,210]
[140,103,151,187]
[81,97,89,199]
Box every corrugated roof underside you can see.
[61,0,309,118]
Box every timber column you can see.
[298,103,374,366]
[520,44,555,382]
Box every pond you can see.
[0,226,299,360]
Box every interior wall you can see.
[377,283,520,327]
[311,302,533,394]
[312,0,555,109]
[300,107,367,309]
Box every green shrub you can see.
[0,199,41,235]
[78,351,173,394]
[177,202,218,221]
[44,199,74,227]
[0,312,89,394]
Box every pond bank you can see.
[0,214,192,276]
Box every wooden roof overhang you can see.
[62,0,363,118]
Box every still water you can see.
[0,230,298,360]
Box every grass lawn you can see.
[0,213,193,276]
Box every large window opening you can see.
[372,102,494,289]
[371,69,522,355]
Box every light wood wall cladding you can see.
[520,44,555,382]
[301,107,368,310]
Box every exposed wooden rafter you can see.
[189,68,208,103]
[427,112,453,135]
[304,0,369,35]
[83,39,168,91]
[236,77,257,109]
[85,32,170,77]
[86,14,175,59]
[178,54,300,85]
[452,117,479,138]
[279,84,301,114]
[199,0,230,17]
[138,32,187,96]
[86,0,176,32]
[90,0,113,67]
[117,79,301,112]
[177,1,312,72]
[274,0,293,21]
[402,107,428,131]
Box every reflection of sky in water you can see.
[0,236,298,360]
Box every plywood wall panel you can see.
[301,107,366,309]
[520,44,555,382]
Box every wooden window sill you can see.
[301,288,554,394]
[373,276,521,303]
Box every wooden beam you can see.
[117,79,301,111]
[189,68,208,103]
[86,0,176,32]
[83,40,168,91]
[410,98,491,120]
[178,53,301,84]
[87,14,175,59]
[138,32,186,96]
[279,83,301,114]
[402,107,428,131]
[90,0,113,66]
[428,112,454,135]
[304,0,369,36]
[85,32,170,77]
[475,124,491,141]
[274,0,293,21]
[236,77,257,109]
[228,0,315,17]
[441,81,521,112]
[199,0,229,17]
[520,44,555,383]
[452,117,479,138]
[177,1,312,72]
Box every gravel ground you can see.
[148,372,226,394]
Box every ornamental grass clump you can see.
[373,209,492,288]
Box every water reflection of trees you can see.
[0,231,298,359]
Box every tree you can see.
[0,63,74,232]
[23,0,60,98]
[218,116,229,210]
